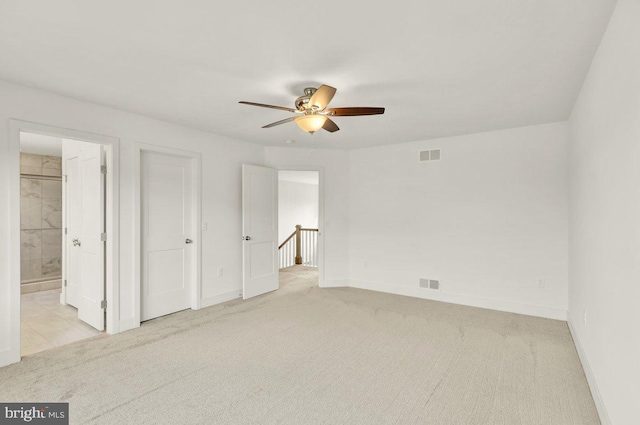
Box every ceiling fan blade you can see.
[326,107,385,116]
[262,116,296,128]
[309,85,337,110]
[322,118,340,133]
[239,101,299,113]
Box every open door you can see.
[242,164,279,299]
[62,140,82,308]
[77,143,105,331]
[62,140,105,330]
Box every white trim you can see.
[118,318,138,334]
[200,289,242,309]
[274,166,326,287]
[567,315,611,425]
[5,120,120,366]
[321,279,349,288]
[60,146,68,307]
[348,279,568,320]
[133,143,202,328]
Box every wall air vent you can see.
[420,278,441,290]
[420,149,441,162]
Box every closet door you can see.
[141,151,194,321]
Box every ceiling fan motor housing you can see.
[295,87,318,111]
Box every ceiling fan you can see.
[239,85,385,134]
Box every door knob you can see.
[72,238,81,247]
[242,236,252,241]
[185,239,193,244]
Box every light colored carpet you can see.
[0,266,599,424]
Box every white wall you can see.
[0,80,264,367]
[265,147,350,286]
[278,179,319,244]
[568,0,640,423]
[348,122,570,320]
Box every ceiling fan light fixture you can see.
[239,84,385,134]
[294,114,328,133]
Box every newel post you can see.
[295,225,302,264]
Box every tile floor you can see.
[21,288,103,357]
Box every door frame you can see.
[133,143,202,325]
[275,166,326,287]
[7,119,120,364]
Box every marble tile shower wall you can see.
[20,153,63,283]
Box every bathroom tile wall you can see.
[21,153,62,177]
[20,153,63,283]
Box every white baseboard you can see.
[320,279,349,288]
[115,291,241,333]
[348,280,567,321]
[200,289,242,309]
[567,315,611,425]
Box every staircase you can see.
[279,225,318,269]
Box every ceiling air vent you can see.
[420,149,441,162]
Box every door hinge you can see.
[101,300,107,309]
[64,279,67,287]
[64,228,68,235]
[101,233,107,242]
[101,165,107,174]
[64,175,68,182]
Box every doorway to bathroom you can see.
[19,131,107,357]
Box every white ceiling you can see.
[20,132,63,156]
[0,1,616,149]
[279,170,319,185]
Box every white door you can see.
[141,151,193,321]
[242,164,279,299]
[77,143,106,330]
[62,140,105,331]
[63,140,81,308]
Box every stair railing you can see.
[278,224,318,269]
